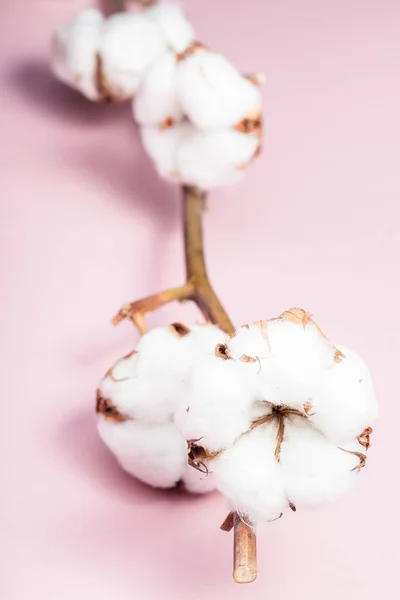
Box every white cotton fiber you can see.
[51,8,104,100]
[140,121,195,181]
[146,2,195,53]
[307,346,378,444]
[174,354,254,452]
[182,464,216,495]
[176,129,260,189]
[98,324,226,423]
[134,50,184,126]
[280,418,363,506]
[100,12,167,98]
[97,418,187,488]
[253,318,336,410]
[176,50,262,129]
[212,425,287,525]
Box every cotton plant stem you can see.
[182,185,235,334]
[233,513,257,584]
[112,185,257,583]
[112,186,234,334]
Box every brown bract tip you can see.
[334,348,346,363]
[159,116,175,129]
[170,322,191,338]
[358,426,373,450]
[235,111,262,135]
[95,54,128,103]
[215,343,232,360]
[239,354,257,363]
[96,390,127,423]
[220,511,235,532]
[187,440,221,474]
[176,41,206,63]
[303,400,313,415]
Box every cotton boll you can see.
[100,13,167,98]
[212,425,287,525]
[134,51,184,126]
[51,8,104,100]
[140,121,195,181]
[308,346,378,444]
[254,317,336,410]
[177,129,260,189]
[146,3,195,53]
[182,464,216,494]
[97,419,187,488]
[176,50,262,129]
[99,324,226,423]
[280,418,363,507]
[174,354,255,452]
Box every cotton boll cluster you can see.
[135,45,263,188]
[174,308,378,526]
[96,322,226,492]
[51,4,263,188]
[51,4,194,101]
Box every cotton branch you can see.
[112,185,257,583]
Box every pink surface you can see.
[2,1,398,598]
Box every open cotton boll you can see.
[100,12,167,99]
[134,51,184,126]
[176,129,260,189]
[146,2,195,53]
[51,8,104,100]
[307,346,378,444]
[97,419,187,488]
[174,354,254,452]
[280,418,363,507]
[98,323,226,423]
[176,50,262,129]
[140,121,195,181]
[212,425,287,525]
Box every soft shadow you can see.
[63,134,180,226]
[5,59,130,125]
[55,407,191,506]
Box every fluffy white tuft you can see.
[176,50,262,129]
[181,464,216,495]
[174,354,254,452]
[307,345,378,443]
[146,2,195,53]
[134,50,183,126]
[99,324,226,423]
[97,418,187,488]
[140,121,195,181]
[280,418,363,506]
[100,12,167,98]
[176,129,260,189]
[51,8,104,100]
[212,425,287,525]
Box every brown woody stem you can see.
[233,513,257,583]
[112,185,256,583]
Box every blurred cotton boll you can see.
[176,129,261,189]
[146,2,196,53]
[140,121,195,182]
[176,49,262,130]
[134,50,184,127]
[51,8,104,100]
[99,12,167,99]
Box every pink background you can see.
[2,1,398,598]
